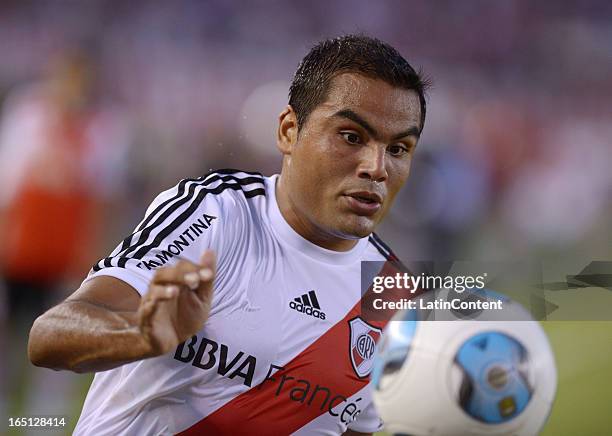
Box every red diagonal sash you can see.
[178,261,412,435]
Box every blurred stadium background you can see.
[0,1,610,434]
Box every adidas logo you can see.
[289,290,326,320]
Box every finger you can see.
[195,250,216,301]
[152,261,201,290]
[140,284,178,328]
[145,284,180,302]
[199,250,216,270]
[142,285,179,316]
[198,250,216,281]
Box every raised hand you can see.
[138,250,216,355]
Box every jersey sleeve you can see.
[83,175,225,296]
[347,398,384,434]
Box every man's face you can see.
[278,72,422,245]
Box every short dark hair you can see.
[289,34,430,133]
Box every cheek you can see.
[297,134,353,178]
[387,156,412,181]
[386,159,412,198]
[290,140,335,201]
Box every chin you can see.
[337,216,377,239]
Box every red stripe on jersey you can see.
[178,261,413,435]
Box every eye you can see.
[341,131,362,145]
[387,143,409,157]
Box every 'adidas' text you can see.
[289,290,326,320]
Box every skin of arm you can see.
[28,276,152,373]
[28,251,216,373]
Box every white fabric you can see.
[74,171,387,435]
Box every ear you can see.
[276,105,298,155]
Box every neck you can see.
[275,175,358,252]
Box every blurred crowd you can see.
[0,0,610,431]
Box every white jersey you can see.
[75,169,397,435]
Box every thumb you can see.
[195,250,216,301]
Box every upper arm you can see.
[28,274,146,371]
[66,275,142,312]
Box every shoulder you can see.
[146,168,268,220]
[151,168,271,244]
[91,169,268,274]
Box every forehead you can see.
[315,72,421,131]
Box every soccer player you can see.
[28,34,428,435]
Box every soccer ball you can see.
[371,291,557,435]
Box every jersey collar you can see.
[266,174,369,265]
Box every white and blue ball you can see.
[371,293,557,435]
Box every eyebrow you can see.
[332,109,421,141]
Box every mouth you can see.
[343,191,383,216]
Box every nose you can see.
[357,144,388,183]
